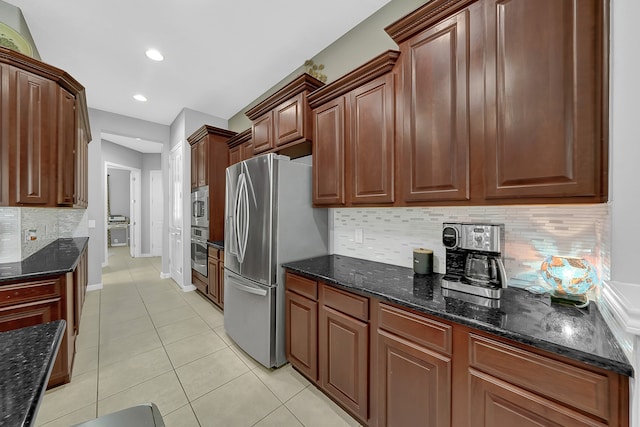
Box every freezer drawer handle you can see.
[227,277,267,296]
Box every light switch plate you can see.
[355,228,364,244]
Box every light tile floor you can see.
[36,247,360,427]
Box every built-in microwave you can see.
[191,186,209,228]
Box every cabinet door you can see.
[241,141,253,161]
[286,290,318,381]
[469,370,605,427]
[312,97,346,206]
[14,67,56,205]
[0,64,6,206]
[229,145,241,166]
[252,113,273,154]
[399,10,470,203]
[350,74,395,204]
[196,140,207,188]
[75,125,89,207]
[482,0,605,200]
[0,298,61,332]
[319,305,368,422]
[208,256,220,304]
[274,92,305,147]
[398,11,469,202]
[57,87,76,206]
[377,329,451,427]
[190,143,198,190]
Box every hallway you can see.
[35,247,360,426]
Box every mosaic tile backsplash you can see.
[331,204,610,291]
[0,208,88,262]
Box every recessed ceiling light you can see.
[145,49,164,61]
[133,94,147,102]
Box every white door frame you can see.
[104,162,142,265]
[169,142,185,287]
[150,169,163,257]
[129,169,142,258]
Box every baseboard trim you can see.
[160,272,171,279]
[87,283,103,291]
[137,253,153,258]
[181,284,196,292]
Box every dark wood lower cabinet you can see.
[206,248,224,309]
[285,290,317,381]
[377,329,451,427]
[319,305,369,423]
[0,258,85,389]
[284,272,629,427]
[469,369,605,427]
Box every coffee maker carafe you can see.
[442,223,507,299]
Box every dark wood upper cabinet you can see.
[187,125,236,242]
[57,87,76,206]
[251,113,273,154]
[227,128,253,166]
[350,74,395,205]
[385,0,609,206]
[309,51,399,207]
[190,139,208,190]
[14,67,56,205]
[397,10,470,203]
[0,47,91,208]
[274,92,305,147]
[246,73,323,157]
[481,0,607,201]
[312,97,346,206]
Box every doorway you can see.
[104,162,142,266]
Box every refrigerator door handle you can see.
[240,175,250,262]
[234,173,246,262]
[227,276,268,296]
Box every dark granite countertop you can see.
[283,254,633,377]
[0,238,89,284]
[0,320,66,427]
[207,240,224,250]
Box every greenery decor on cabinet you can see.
[304,60,327,83]
[0,46,91,208]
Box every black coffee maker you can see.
[442,223,507,299]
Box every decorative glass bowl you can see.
[540,256,599,307]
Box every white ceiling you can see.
[102,133,163,154]
[6,0,390,127]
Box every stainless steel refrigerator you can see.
[224,153,328,368]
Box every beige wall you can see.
[227,0,426,132]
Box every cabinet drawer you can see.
[378,302,452,355]
[321,284,368,321]
[468,334,610,420]
[286,272,317,300]
[0,278,62,307]
[208,247,219,259]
